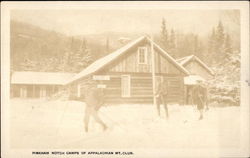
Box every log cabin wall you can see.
[69,76,90,99]
[92,72,184,104]
[100,73,153,104]
[69,82,78,98]
[69,73,185,104]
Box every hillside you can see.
[10,20,240,73]
[11,20,136,72]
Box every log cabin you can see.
[176,55,214,80]
[11,71,75,99]
[66,36,190,104]
[176,55,214,104]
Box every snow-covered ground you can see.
[10,99,240,149]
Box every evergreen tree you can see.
[169,29,176,49]
[70,36,77,52]
[20,58,38,71]
[193,34,199,56]
[38,57,54,72]
[69,38,93,72]
[160,18,169,50]
[207,21,226,65]
[59,50,71,72]
[208,27,216,54]
[207,28,217,65]
[192,34,204,60]
[79,38,92,67]
[215,20,225,52]
[175,33,192,58]
[80,38,87,50]
[224,33,233,60]
[197,40,205,61]
[168,29,177,58]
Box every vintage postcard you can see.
[1,1,249,158]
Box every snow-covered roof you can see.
[184,75,205,85]
[176,55,214,75]
[66,36,189,84]
[11,71,76,85]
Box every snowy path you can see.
[10,99,240,149]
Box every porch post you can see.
[150,36,156,107]
[52,85,55,94]
[20,86,22,98]
[33,85,35,98]
[39,85,41,98]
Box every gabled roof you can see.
[66,36,189,84]
[11,71,75,85]
[176,55,214,75]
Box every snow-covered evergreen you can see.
[207,52,240,106]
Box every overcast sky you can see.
[11,9,240,36]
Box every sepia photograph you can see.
[1,1,249,158]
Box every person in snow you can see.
[193,80,208,120]
[83,80,107,132]
[155,80,169,118]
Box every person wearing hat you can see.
[83,80,107,132]
[193,79,208,120]
[155,80,169,119]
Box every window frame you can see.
[137,47,148,64]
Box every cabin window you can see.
[121,75,131,97]
[138,47,148,64]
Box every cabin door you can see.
[20,86,27,98]
[40,86,47,98]
[121,75,131,97]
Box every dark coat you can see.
[193,85,207,109]
[85,87,104,110]
[156,81,168,104]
